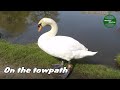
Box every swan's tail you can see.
[85,51,98,56]
[73,50,98,59]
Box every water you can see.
[0,11,120,68]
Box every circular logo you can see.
[103,14,116,28]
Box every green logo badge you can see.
[103,14,116,28]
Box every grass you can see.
[69,64,120,79]
[0,39,120,79]
[0,39,59,68]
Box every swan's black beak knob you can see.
[38,24,42,32]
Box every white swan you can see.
[37,18,97,70]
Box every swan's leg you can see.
[67,61,73,70]
[52,61,64,69]
[60,61,73,79]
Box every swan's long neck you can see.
[50,22,58,36]
[46,21,58,37]
[39,20,58,42]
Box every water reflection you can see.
[80,11,109,15]
[29,11,59,23]
[0,11,59,38]
[0,11,30,36]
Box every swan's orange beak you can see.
[38,24,42,32]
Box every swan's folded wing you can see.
[47,36,88,52]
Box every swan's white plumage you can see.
[38,18,97,61]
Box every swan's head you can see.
[38,18,55,32]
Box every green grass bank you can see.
[0,39,120,79]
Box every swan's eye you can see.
[38,24,41,27]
